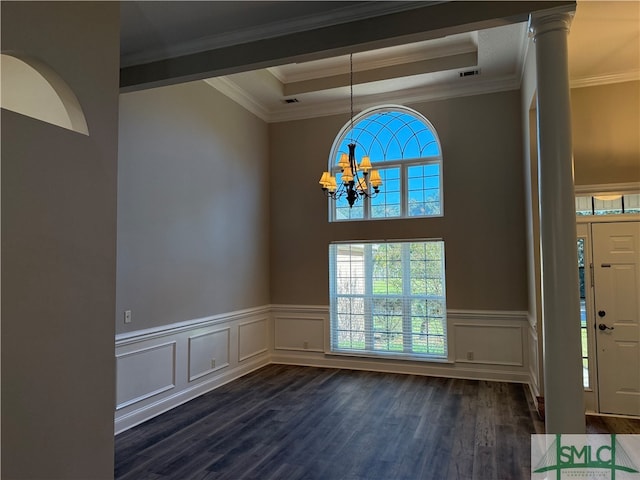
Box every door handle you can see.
[598,310,606,318]
[598,323,614,331]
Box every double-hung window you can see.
[329,240,447,360]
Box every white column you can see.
[530,8,585,434]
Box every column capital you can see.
[528,5,575,39]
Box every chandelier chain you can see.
[318,51,382,208]
[350,53,354,142]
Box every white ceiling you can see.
[120,1,640,123]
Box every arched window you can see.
[329,105,442,221]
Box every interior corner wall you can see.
[1,2,119,479]
[571,80,640,185]
[269,89,527,311]
[116,81,270,333]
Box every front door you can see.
[594,221,640,415]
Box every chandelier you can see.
[319,54,382,207]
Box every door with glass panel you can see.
[593,221,640,415]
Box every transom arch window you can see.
[329,105,443,221]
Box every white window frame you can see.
[328,239,449,362]
[575,183,640,217]
[328,105,444,222]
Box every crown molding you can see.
[267,74,521,123]
[570,70,640,89]
[272,41,478,84]
[121,1,433,68]
[203,77,270,122]
[210,65,640,124]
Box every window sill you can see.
[330,213,444,223]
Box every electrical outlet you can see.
[303,341,309,349]
[466,351,474,361]
[124,310,132,324]
[210,359,216,369]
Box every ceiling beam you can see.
[120,1,575,92]
[283,51,478,97]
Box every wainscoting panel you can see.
[115,306,271,434]
[454,324,523,365]
[116,305,532,434]
[270,306,530,384]
[238,317,269,362]
[274,316,324,352]
[188,328,230,382]
[116,342,176,410]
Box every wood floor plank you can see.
[118,364,640,480]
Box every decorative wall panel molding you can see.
[274,316,325,352]
[116,342,176,410]
[116,305,533,433]
[115,305,270,345]
[115,306,270,433]
[238,318,269,362]
[270,305,530,383]
[453,324,523,366]
[188,328,230,382]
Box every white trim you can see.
[270,304,329,314]
[516,24,531,92]
[273,42,478,84]
[577,214,640,224]
[325,350,452,364]
[447,309,529,321]
[203,77,270,122]
[237,317,270,362]
[574,182,640,195]
[586,412,640,421]
[115,305,270,345]
[115,304,533,433]
[207,73,521,123]
[327,106,444,222]
[187,328,231,382]
[273,315,325,352]
[268,74,521,123]
[269,306,529,321]
[571,70,640,90]
[453,324,524,366]
[115,357,268,434]
[115,306,271,433]
[270,351,530,384]
[115,341,177,410]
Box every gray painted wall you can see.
[572,80,640,185]
[269,90,527,310]
[1,2,119,478]
[116,81,270,333]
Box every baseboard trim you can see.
[270,351,530,384]
[115,354,269,434]
[115,305,534,434]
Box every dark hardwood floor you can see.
[115,364,638,480]
[586,413,640,434]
